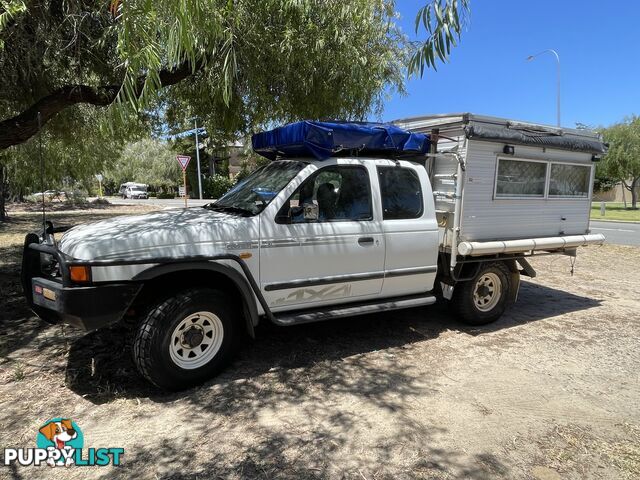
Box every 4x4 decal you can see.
[273,284,352,306]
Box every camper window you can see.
[495,158,547,198]
[548,164,590,197]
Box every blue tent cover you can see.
[252,121,429,160]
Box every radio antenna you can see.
[38,111,46,235]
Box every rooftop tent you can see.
[252,121,430,160]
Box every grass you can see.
[13,363,25,382]
[591,202,640,222]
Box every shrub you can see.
[157,192,175,199]
[234,156,270,184]
[593,176,618,193]
[202,175,234,199]
[65,190,87,206]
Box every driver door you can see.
[259,161,384,311]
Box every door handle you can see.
[358,237,375,246]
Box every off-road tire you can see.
[450,262,511,326]
[132,288,238,390]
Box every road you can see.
[96,198,638,246]
[590,220,640,246]
[95,196,211,208]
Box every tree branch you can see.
[0,61,196,150]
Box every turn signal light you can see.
[69,265,91,283]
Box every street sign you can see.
[176,155,191,171]
[176,155,191,207]
[179,186,186,197]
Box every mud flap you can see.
[440,282,454,300]
[509,270,521,305]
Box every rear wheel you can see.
[132,288,238,390]
[450,262,511,325]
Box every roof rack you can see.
[252,121,430,160]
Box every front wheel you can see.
[450,262,512,326]
[132,288,238,390]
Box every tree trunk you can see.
[0,164,7,221]
[623,177,639,209]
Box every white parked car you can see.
[32,190,66,201]
[124,185,148,199]
[118,182,148,199]
[22,117,606,390]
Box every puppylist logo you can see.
[3,418,124,467]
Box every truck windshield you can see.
[206,161,306,216]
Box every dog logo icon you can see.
[36,418,83,467]
[4,417,123,467]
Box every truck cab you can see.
[254,157,438,312]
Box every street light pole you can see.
[194,118,203,199]
[526,49,561,127]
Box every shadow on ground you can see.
[93,433,511,480]
[59,280,600,405]
[1,262,602,479]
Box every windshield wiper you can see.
[203,204,254,216]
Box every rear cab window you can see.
[377,166,424,220]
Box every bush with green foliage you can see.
[593,176,618,193]
[235,156,271,184]
[600,117,640,208]
[202,175,235,200]
[65,189,88,206]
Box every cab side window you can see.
[277,166,372,223]
[377,166,423,220]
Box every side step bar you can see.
[272,293,437,326]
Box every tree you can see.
[600,117,640,209]
[1,0,405,150]
[1,1,468,148]
[0,0,469,219]
[104,138,180,194]
[409,0,469,76]
[0,106,139,219]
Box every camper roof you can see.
[394,113,607,155]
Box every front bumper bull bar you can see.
[21,233,140,331]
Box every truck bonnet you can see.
[56,208,255,261]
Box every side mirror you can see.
[303,203,319,221]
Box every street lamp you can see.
[526,49,561,127]
[193,118,203,199]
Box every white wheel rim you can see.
[169,311,224,370]
[473,272,502,312]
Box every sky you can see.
[379,0,640,128]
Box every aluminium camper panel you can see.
[457,140,594,242]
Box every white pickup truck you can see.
[22,117,606,390]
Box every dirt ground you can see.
[0,206,639,479]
